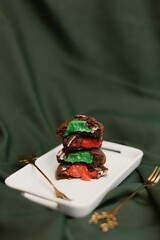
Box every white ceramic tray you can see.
[5,141,143,218]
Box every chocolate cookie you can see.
[63,134,103,150]
[56,115,104,139]
[56,148,106,168]
[56,162,108,180]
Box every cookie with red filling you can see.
[56,163,108,181]
[63,135,102,150]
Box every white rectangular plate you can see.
[5,141,143,218]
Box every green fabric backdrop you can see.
[0,0,160,239]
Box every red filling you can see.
[63,164,98,181]
[71,138,102,149]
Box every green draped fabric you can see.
[0,0,160,239]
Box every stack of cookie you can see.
[55,115,108,181]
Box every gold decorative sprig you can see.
[89,211,118,232]
[89,166,160,232]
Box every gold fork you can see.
[19,156,71,200]
[89,166,160,232]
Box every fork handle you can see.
[32,162,56,190]
[113,183,148,214]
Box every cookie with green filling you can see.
[56,115,104,139]
[56,148,106,168]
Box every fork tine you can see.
[154,173,160,184]
[19,159,29,164]
[150,167,160,182]
[154,167,160,181]
[147,166,159,181]
[151,167,160,183]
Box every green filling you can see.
[64,151,93,164]
[64,120,94,136]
